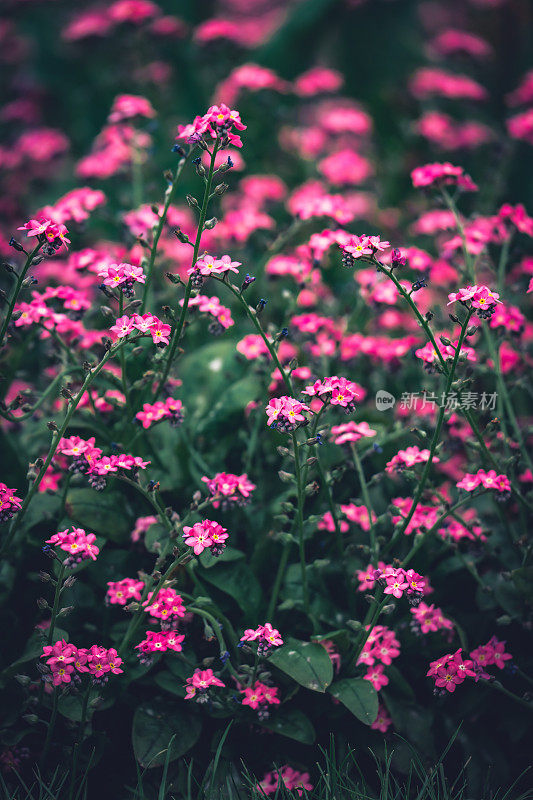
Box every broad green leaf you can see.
[268,638,333,692]
[58,689,112,721]
[199,546,245,569]
[65,488,132,542]
[199,561,261,613]
[144,522,168,554]
[260,708,315,744]
[154,670,185,698]
[328,678,378,725]
[132,700,201,768]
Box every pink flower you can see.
[330,421,376,445]
[110,315,135,339]
[108,94,156,123]
[371,704,393,732]
[265,396,311,431]
[364,664,389,690]
[182,520,228,555]
[0,483,23,523]
[411,163,477,191]
[45,527,99,565]
[241,685,265,709]
[150,319,171,346]
[106,578,145,605]
[435,663,462,692]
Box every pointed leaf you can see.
[132,700,201,768]
[328,678,378,725]
[268,637,333,692]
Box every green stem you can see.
[1,343,126,556]
[220,279,294,394]
[0,367,85,423]
[47,562,66,646]
[385,310,473,556]
[291,432,310,618]
[266,541,291,622]
[188,607,239,679]
[0,242,41,351]
[118,293,133,420]
[141,155,188,314]
[155,142,220,399]
[40,689,59,767]
[484,679,533,712]
[401,491,487,567]
[351,444,377,564]
[483,328,533,474]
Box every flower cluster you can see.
[447,284,502,319]
[143,587,186,626]
[182,519,229,556]
[239,680,280,717]
[184,668,225,701]
[302,376,360,411]
[135,630,185,661]
[188,253,241,284]
[428,638,512,694]
[41,640,123,686]
[456,469,511,496]
[45,526,99,566]
[240,623,284,656]
[201,472,256,508]
[410,602,454,635]
[0,483,22,523]
[109,313,171,345]
[385,446,438,474]
[340,234,390,266]
[265,396,311,432]
[358,565,428,604]
[410,162,477,191]
[258,765,313,797]
[106,578,145,606]
[17,217,70,252]
[135,397,184,429]
[86,452,150,491]
[330,421,376,445]
[176,104,246,148]
[185,294,234,333]
[359,624,401,686]
[98,262,146,297]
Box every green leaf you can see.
[328,678,378,725]
[154,670,185,698]
[260,709,315,744]
[199,561,261,613]
[144,523,168,554]
[57,689,112,722]
[132,700,201,768]
[268,638,333,692]
[199,546,245,569]
[65,488,132,542]
[512,567,533,601]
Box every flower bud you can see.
[214,183,229,197]
[186,194,199,209]
[15,674,31,686]
[166,272,182,284]
[278,470,294,483]
[174,228,191,244]
[204,217,217,230]
[37,597,49,610]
